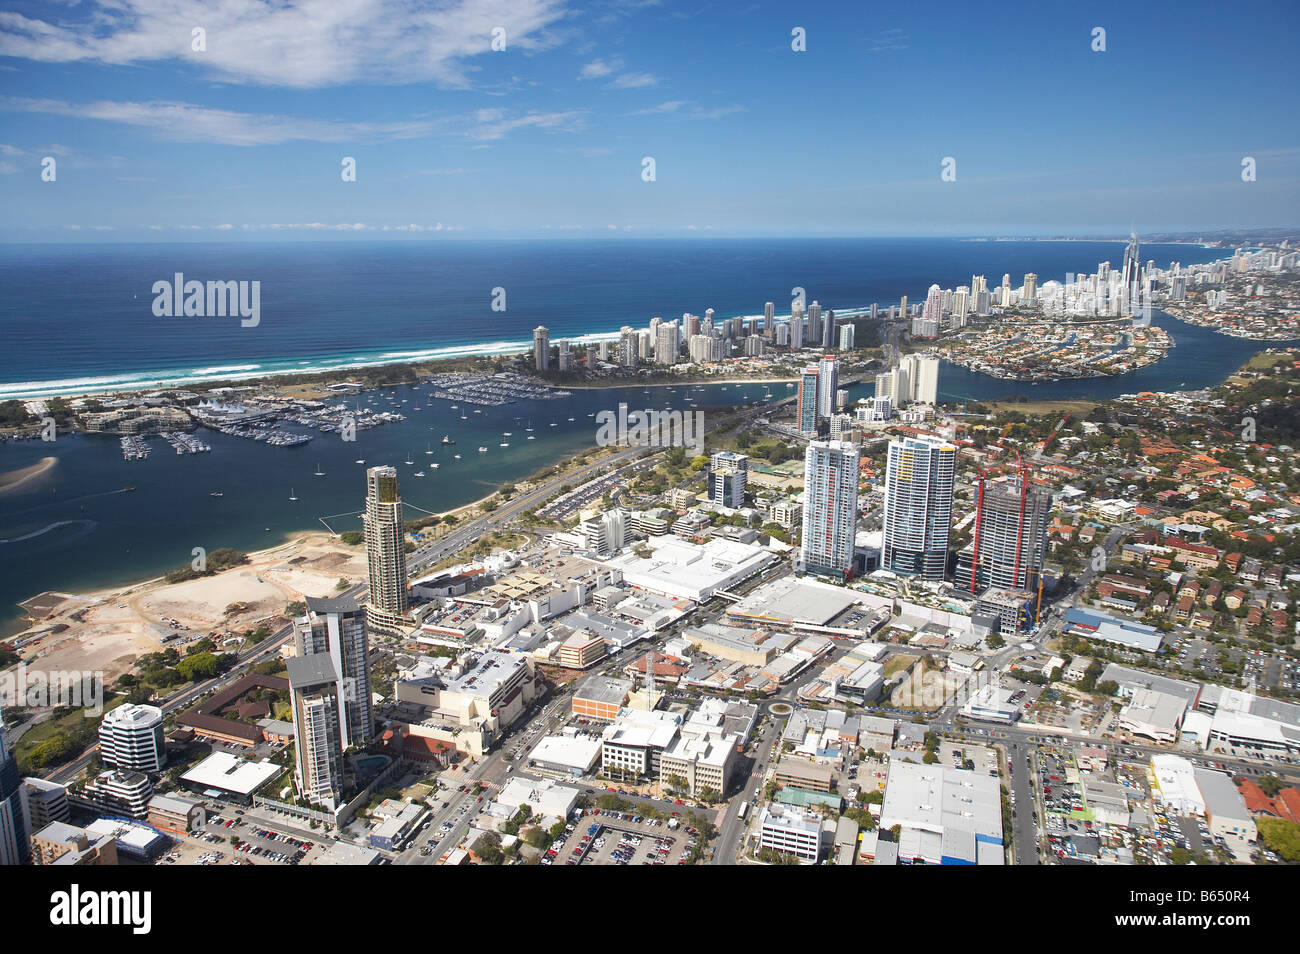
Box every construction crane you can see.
[1040,412,1071,455]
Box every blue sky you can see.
[1,0,1297,241]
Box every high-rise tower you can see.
[364,465,409,636]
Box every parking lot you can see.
[193,811,322,865]
[543,810,695,866]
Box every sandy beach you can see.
[9,531,367,684]
[0,456,56,495]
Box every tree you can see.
[1257,818,1300,862]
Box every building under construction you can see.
[956,474,1052,596]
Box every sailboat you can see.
[289,487,298,501]
[550,418,558,427]
[425,444,434,455]
[525,419,534,432]
[314,463,325,476]
[405,453,415,465]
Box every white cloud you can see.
[627,100,685,115]
[0,96,583,146]
[580,57,623,79]
[0,0,570,89]
[608,71,657,89]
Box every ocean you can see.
[0,237,1231,398]
[0,238,1255,634]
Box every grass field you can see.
[988,399,1100,416]
[883,653,921,679]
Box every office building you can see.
[98,703,166,773]
[22,778,70,830]
[364,465,409,635]
[288,654,346,810]
[709,451,749,509]
[882,436,957,580]
[295,596,373,747]
[758,804,822,863]
[800,440,860,578]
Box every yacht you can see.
[453,453,462,460]
[568,416,575,422]
[210,492,223,497]
[527,434,535,440]
[355,458,365,465]
[430,462,440,470]
[500,441,509,447]
[414,470,426,477]
[503,431,512,437]
[478,446,488,453]
[441,435,455,445]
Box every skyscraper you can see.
[287,655,345,810]
[1023,273,1038,303]
[763,301,775,338]
[901,353,939,405]
[922,284,943,321]
[820,308,836,349]
[882,435,957,580]
[655,320,680,365]
[364,465,409,636]
[0,711,29,865]
[816,354,839,419]
[791,300,805,347]
[800,440,860,577]
[1122,232,1142,316]
[295,596,373,747]
[957,476,1052,593]
[533,325,550,371]
[797,364,819,434]
[807,301,822,346]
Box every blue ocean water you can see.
[0,238,1230,397]
[0,237,1256,635]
